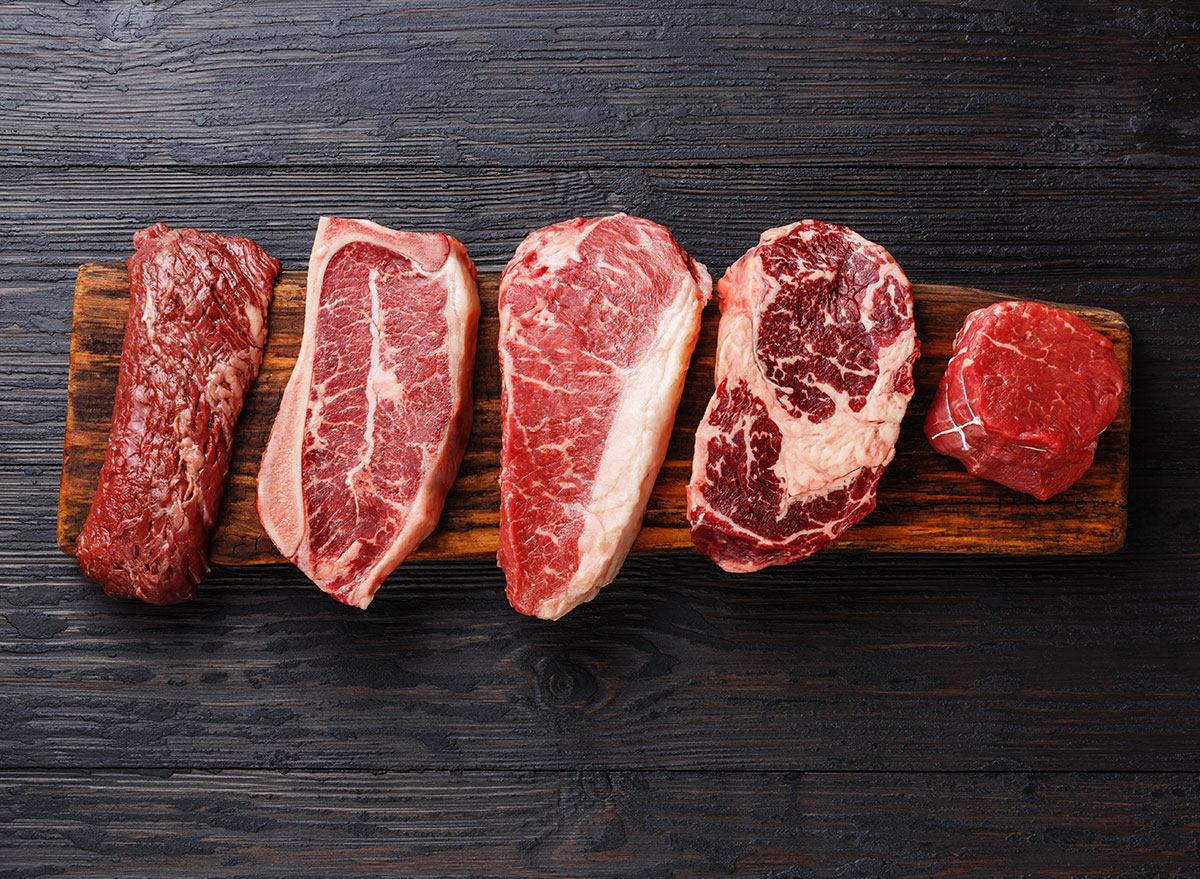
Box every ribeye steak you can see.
[76,223,279,604]
[924,300,1123,500]
[257,218,478,608]
[498,213,712,619]
[688,220,919,572]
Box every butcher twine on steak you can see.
[925,300,1123,500]
[76,223,279,604]
[257,218,478,609]
[688,220,919,573]
[499,214,712,620]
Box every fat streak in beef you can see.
[688,220,919,572]
[76,223,279,604]
[257,218,478,608]
[924,300,1123,500]
[499,213,712,620]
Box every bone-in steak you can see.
[76,223,279,603]
[688,220,919,573]
[924,300,1123,500]
[257,218,478,608]
[498,213,712,619]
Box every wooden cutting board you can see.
[58,264,1131,563]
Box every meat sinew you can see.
[76,223,279,604]
[688,220,919,573]
[257,217,478,608]
[924,300,1123,500]
[498,213,712,620]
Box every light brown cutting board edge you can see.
[58,265,1131,565]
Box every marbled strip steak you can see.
[498,214,712,619]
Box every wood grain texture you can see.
[2,1,1197,169]
[3,770,1198,877]
[3,1,1199,872]
[4,166,1197,282]
[3,549,1199,772]
[57,264,1131,565]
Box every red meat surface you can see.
[257,218,478,609]
[687,220,919,573]
[76,223,279,604]
[924,300,1123,501]
[498,214,711,619]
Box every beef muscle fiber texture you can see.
[257,217,478,609]
[76,223,279,604]
[688,220,919,573]
[924,300,1123,500]
[499,213,712,620]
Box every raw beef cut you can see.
[499,213,712,619]
[257,218,478,609]
[688,220,919,573]
[76,223,279,604]
[924,300,1123,500]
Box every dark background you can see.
[2,2,1198,876]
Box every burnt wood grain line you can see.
[1,1,1197,169]
[2,770,1197,877]
[2,1,1198,870]
[2,166,1197,282]
[3,552,1197,772]
[56,265,1131,562]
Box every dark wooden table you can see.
[3,3,1198,876]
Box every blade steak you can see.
[257,218,478,608]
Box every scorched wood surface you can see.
[2,1,1198,877]
[58,264,1131,563]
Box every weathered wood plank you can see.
[2,259,1194,774]
[1,1,1197,168]
[3,546,1198,772]
[2,166,1197,282]
[2,770,1197,877]
[56,265,1131,563]
[1,1,1198,865]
